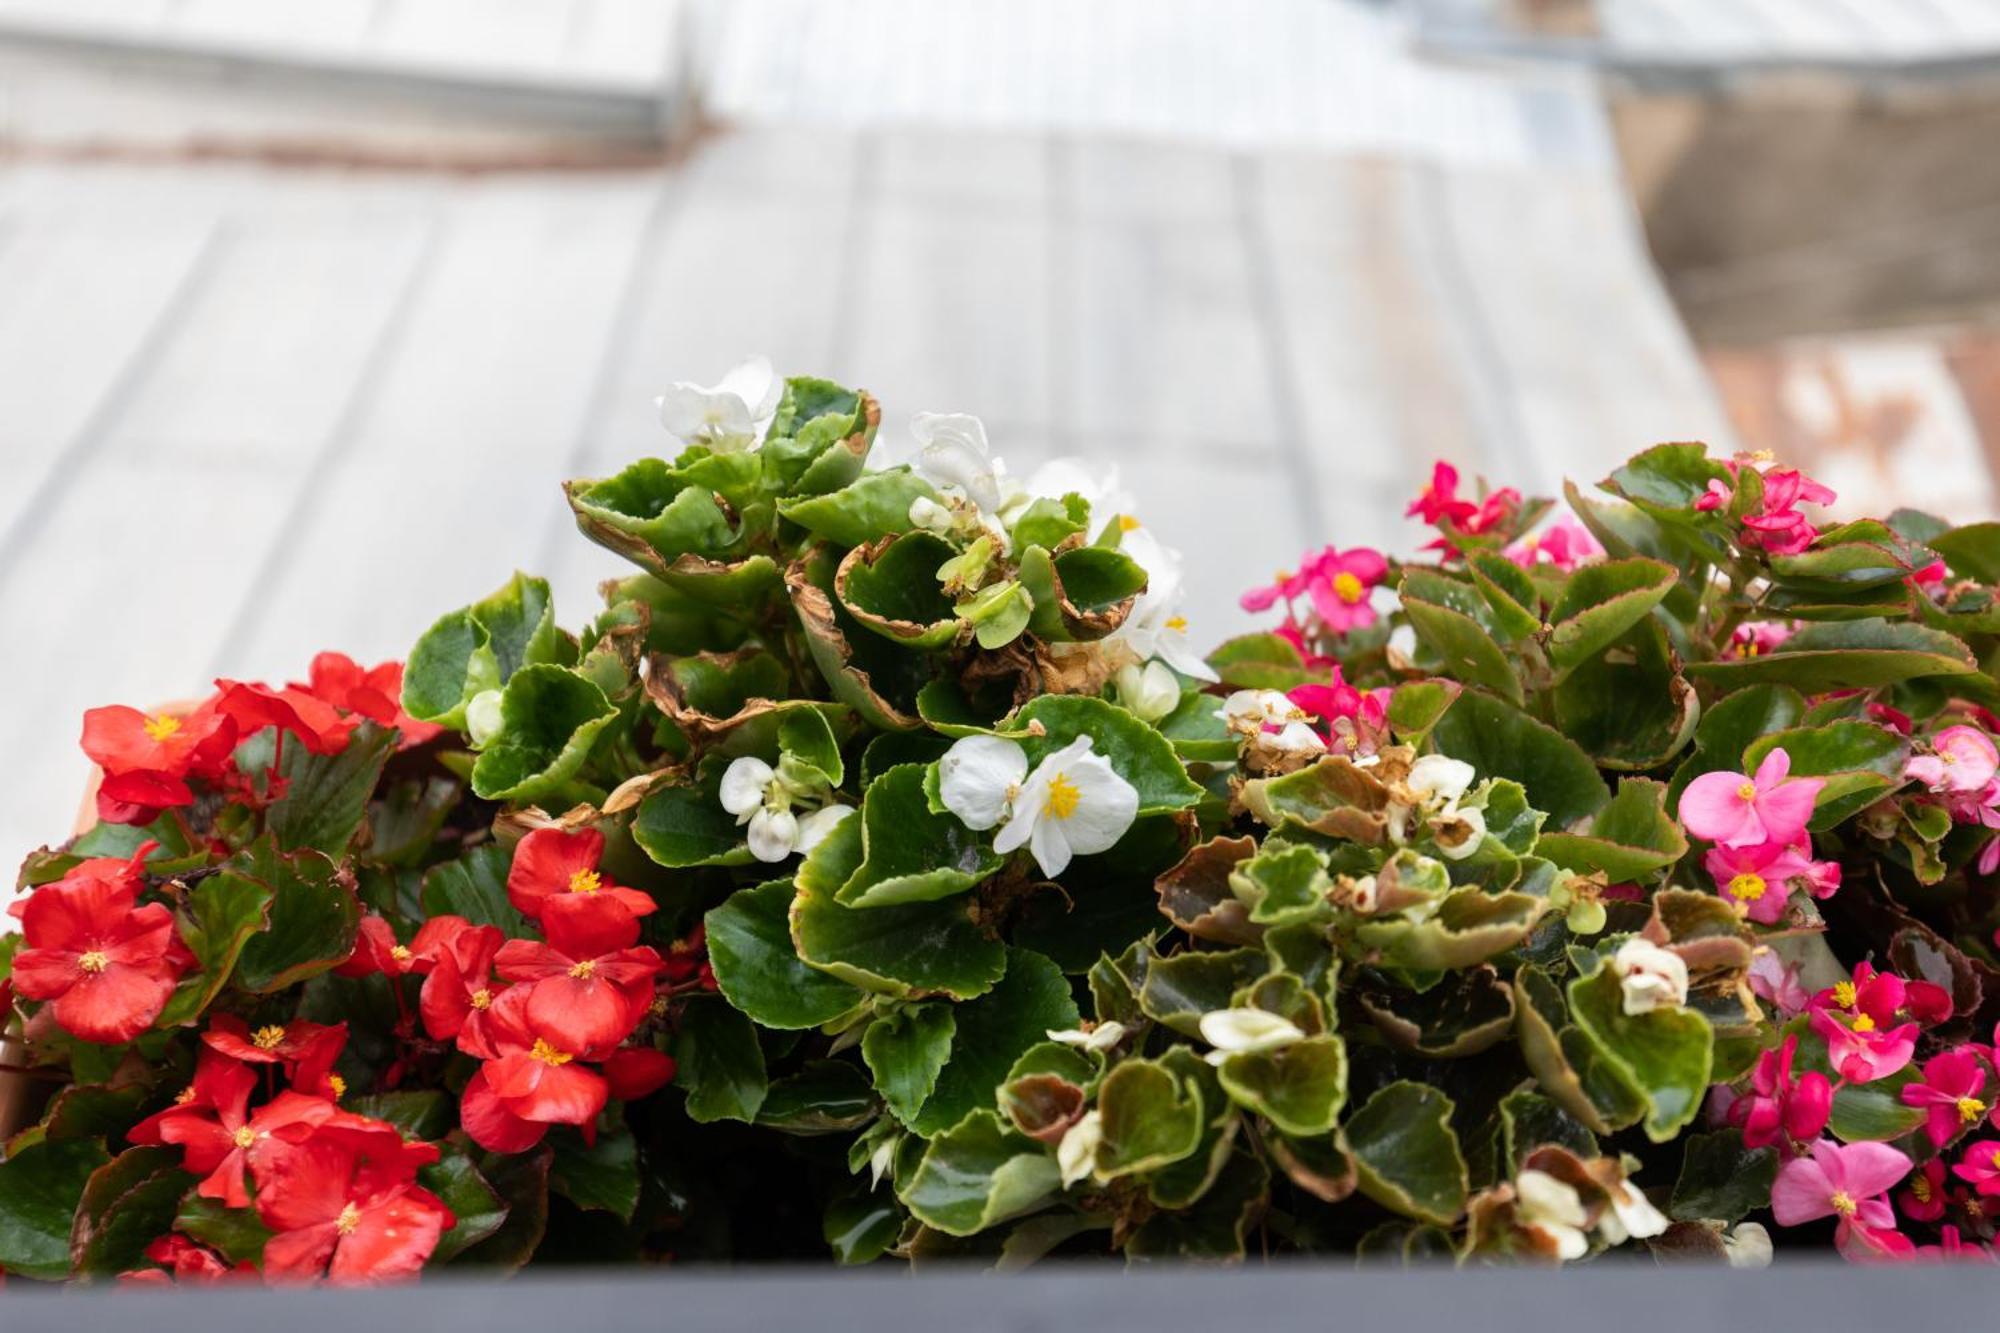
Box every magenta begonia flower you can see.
[1729,1035,1832,1152]
[1901,1049,1992,1149]
[1906,725,2000,794]
[1772,1139,1914,1260]
[1703,839,1814,924]
[1303,546,1388,635]
[1811,1005,1918,1084]
[1955,1140,2000,1197]
[1680,748,1826,849]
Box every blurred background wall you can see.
[2,0,1997,872]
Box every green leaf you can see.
[863,1004,958,1126]
[69,1146,193,1279]
[421,1141,510,1262]
[347,1091,454,1140]
[1353,887,1546,971]
[420,844,533,938]
[1550,617,1699,771]
[1355,966,1517,1059]
[837,764,1004,908]
[267,722,398,856]
[1343,1081,1467,1227]
[1537,779,1689,881]
[789,547,929,731]
[1138,947,1271,1038]
[470,665,617,802]
[1096,1058,1206,1178]
[1157,687,1239,763]
[777,707,845,788]
[791,834,1006,999]
[1010,695,1205,815]
[1605,442,1732,513]
[632,784,754,869]
[549,1125,640,1222]
[837,530,962,650]
[230,840,362,994]
[1126,1151,1269,1260]
[899,1111,1060,1237]
[1686,618,1980,691]
[1546,558,1677,673]
[0,1138,110,1280]
[173,1196,270,1266]
[1010,494,1089,554]
[403,572,563,728]
[1205,633,1315,691]
[566,458,740,572]
[1668,684,1806,807]
[672,997,769,1124]
[1669,1130,1777,1223]
[913,949,1079,1137]
[1217,1035,1348,1136]
[1926,520,2000,583]
[780,468,940,547]
[706,880,864,1029]
[1466,554,1542,639]
[35,1086,148,1143]
[757,1061,878,1136]
[1387,679,1460,743]
[160,870,273,1026]
[1401,582,1521,704]
[1430,690,1608,827]
[1228,843,1331,928]
[454,1146,551,1269]
[1498,1086,1598,1168]
[1566,963,1713,1142]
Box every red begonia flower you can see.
[417,921,507,1051]
[296,653,444,749]
[505,827,656,923]
[1406,461,1478,527]
[495,895,661,1055]
[132,1055,338,1208]
[601,1045,677,1102]
[254,1127,451,1283]
[333,912,465,980]
[10,868,192,1043]
[81,701,238,780]
[203,1015,348,1096]
[119,1233,241,1284]
[213,680,353,756]
[458,988,608,1151]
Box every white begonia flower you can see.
[911,412,1015,517]
[1115,660,1181,724]
[1198,1008,1306,1066]
[1047,1021,1128,1053]
[1023,458,1134,523]
[937,734,1139,878]
[656,355,780,452]
[907,494,955,534]
[1057,1110,1103,1188]
[465,689,505,749]
[1595,1176,1669,1246]
[1267,721,1329,756]
[1515,1170,1590,1262]
[1217,689,1307,738]
[719,754,815,864]
[1721,1221,1773,1269]
[1108,527,1218,683]
[1612,937,1689,1016]
[1407,755,1476,806]
[794,803,856,856]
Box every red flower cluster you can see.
[130,1019,454,1283]
[8,847,192,1042]
[1406,461,1520,548]
[80,653,438,827]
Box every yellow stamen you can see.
[252,1025,287,1050]
[529,1038,573,1067]
[1273,568,1293,585]
[76,950,109,973]
[326,1074,346,1100]
[1912,1175,1933,1204]
[1852,1014,1876,1034]
[568,960,597,980]
[336,1202,362,1235]
[1044,772,1081,820]
[1736,781,1758,802]
[389,945,412,963]
[1331,571,1365,605]
[1830,1191,1858,1217]
[1117,514,1140,532]
[1833,981,1857,1010]
[142,714,183,742]
[232,1126,257,1150]
[1165,615,1188,633]
[568,869,602,894]
[1748,449,1776,465]
[1959,1096,1987,1125]
[1726,872,1767,903]
[470,988,492,1010]
[174,1086,197,1106]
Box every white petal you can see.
[1117,660,1181,724]
[937,735,1028,830]
[1722,1222,1773,1269]
[1516,1170,1588,1229]
[715,354,779,420]
[1435,805,1486,860]
[908,495,954,533]
[795,803,856,854]
[1609,1186,1668,1241]
[911,412,1001,512]
[1156,628,1219,683]
[1042,752,1138,857]
[747,806,799,863]
[1408,755,1476,805]
[1027,812,1073,877]
[868,1134,898,1190]
[1269,721,1328,755]
[1613,937,1689,1015]
[1044,1020,1127,1053]
[465,689,505,749]
[1056,1111,1102,1187]
[720,756,775,815]
[1198,1008,1304,1054]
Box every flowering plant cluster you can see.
[4,370,2000,1279]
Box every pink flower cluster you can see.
[1678,748,1839,924]
[1502,513,1602,573]
[1902,723,2000,873]
[1288,671,1391,759]
[1693,456,1837,556]
[1407,461,1519,542]
[1240,545,1389,639]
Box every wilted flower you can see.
[1612,937,1688,1016]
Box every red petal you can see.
[328,1191,451,1284]
[601,1046,676,1101]
[509,1060,607,1127]
[526,976,638,1055]
[540,894,641,957]
[53,964,175,1043]
[459,1068,549,1153]
[505,827,604,918]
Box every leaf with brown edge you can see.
[836,531,966,651]
[786,547,927,732]
[1238,754,1394,844]
[1268,1132,1357,1204]
[1156,835,1263,945]
[1356,964,1516,1058]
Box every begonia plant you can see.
[3,364,2000,1282]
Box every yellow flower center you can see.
[1851,1013,1876,1034]
[1912,1175,1933,1204]
[1726,872,1767,903]
[568,869,602,894]
[76,950,109,973]
[1833,981,1857,1010]
[232,1126,257,1150]
[1331,571,1365,605]
[143,713,183,742]
[1736,781,1758,802]
[470,988,492,1010]
[1273,568,1293,585]
[1737,639,1763,658]
[1943,751,1958,765]
[1044,772,1081,821]
[1748,449,1776,464]
[1165,615,1188,633]
[389,945,412,963]
[1830,1191,1858,1217]
[336,1202,362,1235]
[568,960,597,980]
[326,1074,345,1100]
[1117,514,1140,532]
[529,1038,573,1067]
[252,1025,287,1050]
[174,1086,197,1106]
[1960,1096,1987,1125]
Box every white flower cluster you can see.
[719,755,855,864]
[936,734,1138,878]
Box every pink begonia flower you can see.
[1813,961,1951,1030]
[1772,1140,1915,1260]
[1504,513,1602,572]
[1916,1226,1999,1264]
[1702,838,1838,924]
[1680,748,1827,849]
[1729,1035,1832,1153]
[1901,1050,1992,1149]
[1304,546,1389,635]
[1748,949,1811,1017]
[1289,671,1390,759]
[1867,701,1914,735]
[1739,467,1837,556]
[1910,559,1948,590]
[1956,1140,2000,1197]
[1900,1157,1949,1223]
[1906,725,2000,794]
[1811,1005,1919,1084]
[1728,621,1794,659]
[1239,564,1314,614]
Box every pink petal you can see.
[1680,770,1765,845]
[1771,1154,1837,1225]
[1829,1141,1914,1202]
[1753,748,1793,788]
[1754,780,1823,844]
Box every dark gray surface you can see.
[0,1263,1985,1332]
